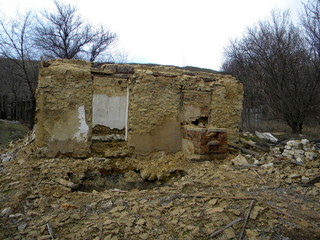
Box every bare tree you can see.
[34,0,117,61]
[0,11,39,126]
[301,0,320,59]
[223,10,320,133]
[301,0,320,124]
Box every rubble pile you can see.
[0,135,319,240]
[272,139,319,163]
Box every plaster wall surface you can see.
[92,94,127,130]
[35,59,92,157]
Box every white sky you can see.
[0,0,308,71]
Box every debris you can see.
[250,206,265,220]
[246,229,260,240]
[229,143,260,157]
[255,131,278,143]
[231,155,249,166]
[279,139,318,162]
[302,174,320,186]
[240,138,269,152]
[0,131,319,239]
[1,207,12,217]
[290,159,304,166]
[188,194,256,200]
[209,217,243,237]
[60,203,78,210]
[47,223,55,239]
[261,163,274,168]
[110,189,128,193]
[239,200,255,240]
[56,178,77,190]
[17,222,27,231]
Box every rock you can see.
[301,139,309,145]
[205,207,224,214]
[37,235,53,240]
[148,173,157,181]
[261,163,274,168]
[301,176,310,184]
[139,233,149,240]
[230,209,241,216]
[9,213,23,219]
[104,219,113,225]
[136,219,146,225]
[56,178,77,189]
[17,222,27,231]
[1,207,12,217]
[140,169,150,180]
[224,228,236,239]
[246,229,260,240]
[288,174,301,179]
[305,151,317,160]
[253,159,260,165]
[231,155,249,166]
[285,178,293,184]
[208,199,218,206]
[250,206,265,220]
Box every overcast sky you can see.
[0,0,308,70]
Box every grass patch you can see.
[0,120,29,148]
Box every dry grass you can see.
[0,120,29,148]
[243,119,320,141]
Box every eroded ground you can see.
[0,138,319,240]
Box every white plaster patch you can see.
[73,105,89,142]
[92,94,127,130]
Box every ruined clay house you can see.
[35,59,243,159]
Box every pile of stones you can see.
[272,139,319,163]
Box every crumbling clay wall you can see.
[35,60,243,158]
[127,65,243,155]
[36,59,92,158]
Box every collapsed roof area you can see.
[35,59,243,158]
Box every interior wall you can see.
[92,94,127,130]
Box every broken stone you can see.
[205,207,224,214]
[246,229,260,240]
[288,173,301,179]
[305,151,317,160]
[231,155,249,166]
[208,199,218,206]
[224,228,236,239]
[104,219,113,225]
[261,163,274,168]
[56,178,77,189]
[17,222,27,231]
[1,207,12,217]
[253,159,260,165]
[136,219,146,225]
[250,206,265,220]
[139,233,149,240]
[301,176,310,184]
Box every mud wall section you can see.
[35,60,243,157]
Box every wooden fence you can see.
[0,95,34,126]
